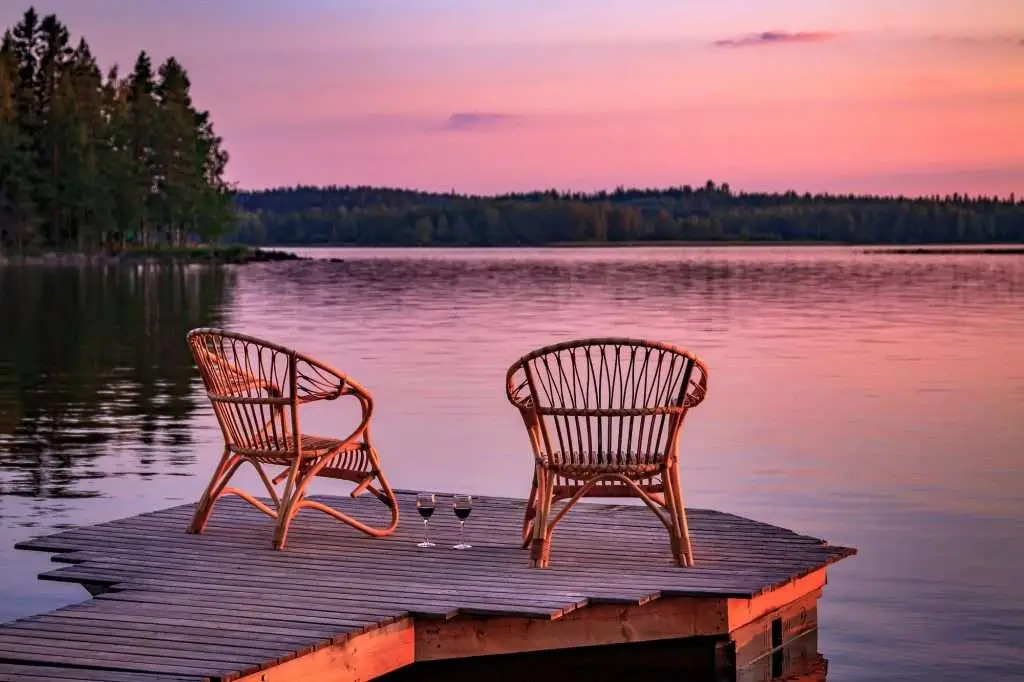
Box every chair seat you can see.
[231,435,372,472]
[545,453,664,480]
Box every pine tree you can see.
[126,51,157,247]
[192,109,233,243]
[154,57,197,246]
[0,30,38,247]
[34,13,74,246]
[9,8,39,138]
[65,38,106,249]
[0,8,234,252]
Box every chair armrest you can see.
[505,363,535,411]
[295,354,375,446]
[333,389,374,450]
[683,361,709,409]
[294,355,351,403]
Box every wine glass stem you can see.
[459,520,465,544]
[423,519,429,544]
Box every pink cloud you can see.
[444,112,519,132]
[713,31,841,48]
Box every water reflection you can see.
[1,247,1023,681]
[0,264,232,500]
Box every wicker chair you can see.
[506,338,709,568]
[186,328,399,549]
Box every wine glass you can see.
[416,493,436,547]
[452,494,472,549]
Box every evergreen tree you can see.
[0,30,38,246]
[34,13,73,245]
[154,57,195,247]
[0,7,234,252]
[126,51,156,246]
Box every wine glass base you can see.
[453,543,472,550]
[417,541,436,548]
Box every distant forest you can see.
[233,184,1024,247]
[0,8,233,252]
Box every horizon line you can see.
[234,181,1021,202]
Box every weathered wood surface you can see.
[4,490,854,681]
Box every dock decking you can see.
[2,491,855,682]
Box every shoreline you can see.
[273,240,841,249]
[277,241,1024,252]
[3,243,1022,266]
[0,246,305,266]
[865,246,1024,255]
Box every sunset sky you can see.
[7,1,1024,196]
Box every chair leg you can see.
[275,453,401,548]
[355,447,401,534]
[667,462,694,567]
[273,494,301,550]
[522,468,539,548]
[530,470,555,568]
[366,465,401,533]
[273,457,305,550]
[661,468,682,563]
[188,448,240,534]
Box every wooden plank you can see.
[51,510,832,549]
[48,532,842,579]
[0,648,229,678]
[59,544,845,585]
[27,609,345,640]
[731,592,821,669]
[0,622,309,656]
[231,618,415,682]
[33,508,844,555]
[0,637,262,673]
[0,663,199,681]
[55,556,605,610]
[415,571,829,667]
[9,614,324,649]
[40,517,839,564]
[18,496,846,553]
[39,552,764,604]
[726,568,828,630]
[0,631,291,662]
[415,595,731,661]
[736,627,825,682]
[38,535,822,591]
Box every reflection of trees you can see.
[0,264,233,499]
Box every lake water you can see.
[1,246,1022,681]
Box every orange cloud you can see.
[712,31,841,48]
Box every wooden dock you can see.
[1,491,855,682]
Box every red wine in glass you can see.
[416,493,436,547]
[453,494,472,549]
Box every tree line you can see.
[233,183,1024,247]
[0,7,233,252]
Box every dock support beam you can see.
[239,569,829,682]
